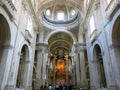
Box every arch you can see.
[112,15,120,45]
[44,30,77,44]
[16,44,30,89]
[49,40,72,48]
[111,13,120,86]
[110,9,120,45]
[92,44,107,88]
[0,14,11,88]
[37,0,84,18]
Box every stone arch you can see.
[44,30,77,44]
[112,15,120,45]
[92,44,107,88]
[111,14,120,86]
[0,14,11,87]
[110,9,120,44]
[16,44,30,89]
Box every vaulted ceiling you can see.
[36,0,86,56]
[37,0,85,18]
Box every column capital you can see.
[73,43,86,53]
[36,43,49,52]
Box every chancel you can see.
[0,0,120,90]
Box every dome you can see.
[42,4,79,23]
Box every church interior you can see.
[0,0,120,90]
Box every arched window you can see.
[90,15,95,34]
[57,11,64,21]
[27,16,33,35]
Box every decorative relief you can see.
[106,0,117,14]
[1,0,17,19]
[6,0,16,11]
[22,0,27,11]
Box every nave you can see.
[0,0,120,90]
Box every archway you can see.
[0,14,11,86]
[112,15,120,76]
[47,32,73,86]
[16,45,29,88]
[93,45,107,88]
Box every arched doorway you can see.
[93,45,107,88]
[16,45,29,89]
[112,15,120,76]
[0,14,11,87]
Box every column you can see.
[25,29,37,90]
[100,11,118,90]
[109,44,120,89]
[78,45,88,89]
[53,56,56,85]
[65,55,69,85]
[70,55,76,85]
[42,45,49,86]
[35,44,44,89]
[46,56,50,86]
[73,45,80,86]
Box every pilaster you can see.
[73,44,80,86]
[78,43,88,89]
[35,43,48,89]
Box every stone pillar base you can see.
[108,85,119,90]
[90,86,96,90]
[5,85,15,90]
[25,86,32,90]
[5,85,32,90]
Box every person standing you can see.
[40,85,43,90]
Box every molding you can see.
[36,42,48,47]
[0,44,13,49]
[105,0,120,20]
[1,0,17,21]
